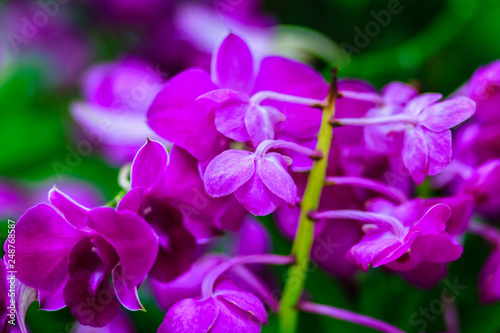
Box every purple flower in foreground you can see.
[12,189,158,327]
[127,139,246,243]
[158,280,267,333]
[339,94,475,184]
[399,94,475,183]
[198,33,328,148]
[203,139,321,215]
[363,81,418,154]
[313,201,462,272]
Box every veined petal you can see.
[197,89,249,105]
[423,129,452,175]
[215,290,267,324]
[12,203,87,291]
[402,127,428,184]
[257,154,296,206]
[404,93,442,116]
[420,97,476,131]
[244,105,279,147]
[213,33,255,94]
[86,208,158,288]
[214,100,251,142]
[234,173,284,216]
[159,298,219,333]
[204,150,255,197]
[131,139,169,189]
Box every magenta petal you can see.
[117,187,144,214]
[216,290,267,324]
[347,229,401,271]
[423,129,452,175]
[144,199,196,283]
[152,255,226,310]
[244,105,279,147]
[64,238,120,328]
[48,187,89,230]
[112,264,143,311]
[214,100,251,142]
[13,203,87,291]
[197,89,249,105]
[204,150,255,197]
[404,93,443,116]
[211,298,263,333]
[214,33,255,94]
[257,154,296,206]
[420,97,476,131]
[39,286,66,311]
[253,56,327,139]
[234,173,284,216]
[479,250,500,303]
[159,298,219,333]
[411,232,463,263]
[402,127,428,184]
[131,139,169,189]
[86,208,158,288]
[407,204,451,238]
[382,81,418,105]
[147,69,221,161]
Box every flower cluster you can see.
[8,30,500,333]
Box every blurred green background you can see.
[1,0,500,331]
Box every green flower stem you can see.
[278,69,338,333]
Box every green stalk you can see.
[278,69,338,333]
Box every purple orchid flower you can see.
[312,200,463,272]
[159,279,267,333]
[461,159,500,220]
[158,254,292,332]
[147,33,328,163]
[129,139,247,242]
[198,33,328,148]
[336,93,476,184]
[118,139,197,282]
[468,222,500,303]
[204,139,321,216]
[462,60,500,124]
[362,81,418,155]
[71,58,168,165]
[11,188,158,327]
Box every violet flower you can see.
[335,93,476,184]
[147,33,328,163]
[71,58,168,165]
[11,188,158,327]
[312,200,463,272]
[462,60,500,124]
[198,33,327,148]
[158,254,292,333]
[468,221,500,303]
[461,159,500,220]
[204,139,321,215]
[128,139,247,242]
